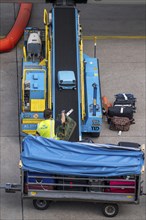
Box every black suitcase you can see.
[57,178,87,191]
[115,93,136,107]
[118,142,140,148]
[108,106,133,119]
[115,93,136,101]
[114,100,136,111]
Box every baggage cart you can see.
[0,172,144,217]
[0,139,145,217]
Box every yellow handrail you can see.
[44,9,48,60]
[44,9,52,109]
[23,46,27,62]
[48,39,52,109]
[80,39,86,121]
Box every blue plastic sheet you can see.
[21,135,144,177]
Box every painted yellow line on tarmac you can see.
[83,36,146,40]
[1,35,145,40]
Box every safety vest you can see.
[37,119,56,138]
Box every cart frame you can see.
[1,171,143,217]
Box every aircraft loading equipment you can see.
[20,1,102,140]
[53,7,80,141]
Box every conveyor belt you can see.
[54,7,79,141]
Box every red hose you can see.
[0,3,32,53]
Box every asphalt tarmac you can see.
[0,2,145,220]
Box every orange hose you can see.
[0,3,32,53]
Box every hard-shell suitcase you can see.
[26,172,55,190]
[58,71,76,90]
[108,106,133,120]
[25,184,54,190]
[105,180,135,193]
[27,172,55,183]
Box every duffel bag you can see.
[114,99,136,111]
[108,106,133,119]
[115,93,136,101]
[109,116,131,131]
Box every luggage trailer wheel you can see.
[33,199,51,210]
[102,203,119,217]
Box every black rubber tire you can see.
[102,203,119,217]
[33,199,50,210]
[90,132,100,138]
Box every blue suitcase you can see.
[58,71,76,90]
[25,172,55,191]
[27,171,55,184]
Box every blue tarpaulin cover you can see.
[21,135,144,177]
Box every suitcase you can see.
[109,116,131,131]
[108,106,133,119]
[27,172,55,183]
[58,71,76,90]
[88,179,105,192]
[118,142,140,148]
[26,172,55,190]
[115,93,136,101]
[115,94,136,109]
[105,180,135,193]
[57,178,87,191]
[114,99,136,111]
[25,184,54,191]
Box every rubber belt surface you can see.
[54,7,79,141]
